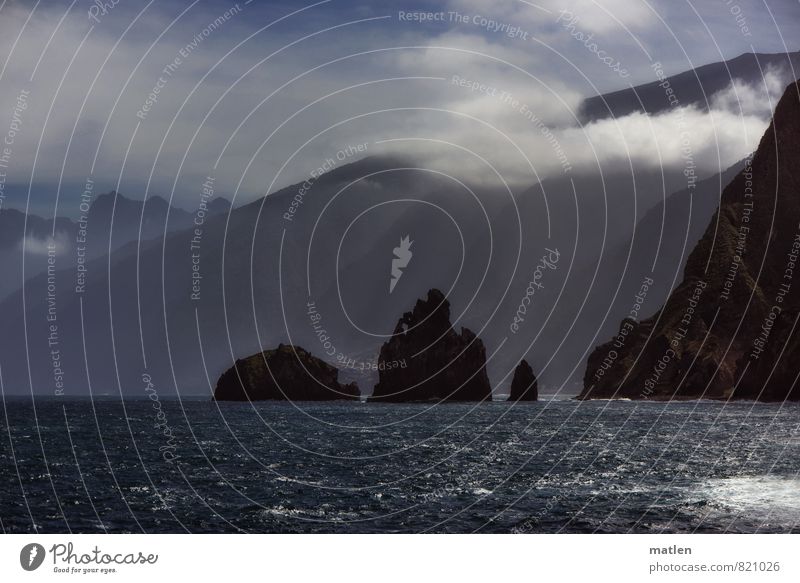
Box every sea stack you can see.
[509,360,538,401]
[579,80,800,401]
[214,344,360,401]
[371,289,492,402]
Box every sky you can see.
[0,0,798,216]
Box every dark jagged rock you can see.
[579,80,800,401]
[509,360,538,401]
[214,344,360,401]
[371,289,492,402]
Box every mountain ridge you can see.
[579,51,800,122]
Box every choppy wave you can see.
[1,398,798,533]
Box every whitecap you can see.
[694,476,800,516]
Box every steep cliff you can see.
[580,80,800,401]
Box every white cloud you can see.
[710,64,792,118]
[569,106,767,171]
[19,231,71,256]
[0,0,790,211]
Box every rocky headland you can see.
[580,80,800,401]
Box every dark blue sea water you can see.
[1,398,799,533]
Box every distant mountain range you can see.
[0,148,736,397]
[0,192,231,301]
[0,53,791,398]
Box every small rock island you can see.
[214,344,360,401]
[370,289,492,402]
[509,359,538,401]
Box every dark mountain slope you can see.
[580,80,800,401]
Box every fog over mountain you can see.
[0,55,782,397]
[0,192,230,301]
[579,51,800,121]
[0,0,798,399]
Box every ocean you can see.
[1,398,798,533]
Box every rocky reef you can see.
[370,289,492,402]
[579,81,800,401]
[214,344,360,401]
[509,360,538,401]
